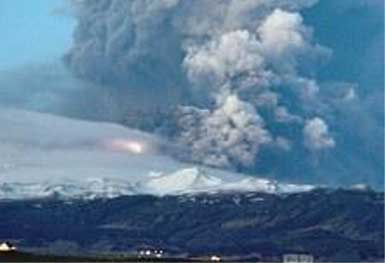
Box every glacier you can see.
[0,109,314,200]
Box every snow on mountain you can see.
[137,168,224,195]
[0,109,314,200]
[0,179,136,200]
[0,168,315,200]
[137,167,315,195]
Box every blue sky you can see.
[0,0,74,70]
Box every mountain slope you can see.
[0,167,315,200]
[0,189,382,262]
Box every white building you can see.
[210,255,221,261]
[283,254,314,263]
[0,242,16,252]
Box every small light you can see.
[102,138,146,154]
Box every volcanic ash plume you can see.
[65,0,341,176]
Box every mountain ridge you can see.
[0,188,383,262]
[0,167,315,200]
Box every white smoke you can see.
[176,95,272,168]
[184,30,265,87]
[64,0,335,172]
[303,117,335,151]
[178,7,331,167]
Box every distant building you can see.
[283,253,314,263]
[210,255,221,261]
[137,247,164,258]
[0,242,16,252]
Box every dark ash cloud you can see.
[3,0,379,188]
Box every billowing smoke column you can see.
[64,0,372,182]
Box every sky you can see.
[0,0,74,70]
[0,0,383,190]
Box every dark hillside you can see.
[0,189,383,262]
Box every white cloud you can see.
[184,30,264,85]
[259,9,306,60]
[275,136,292,151]
[303,117,335,151]
[343,88,357,101]
[177,95,271,168]
[258,8,331,74]
[180,5,333,168]
[275,106,302,123]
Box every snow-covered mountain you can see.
[0,109,314,200]
[0,167,314,200]
[137,167,315,196]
